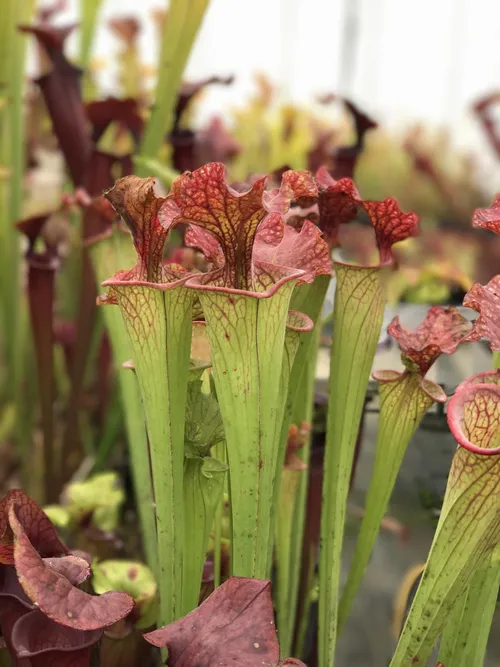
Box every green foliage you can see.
[92,559,158,629]
[136,0,210,173]
[66,471,125,532]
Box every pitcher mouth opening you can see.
[101,273,192,292]
[447,383,500,456]
[332,248,394,271]
[185,266,307,300]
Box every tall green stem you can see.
[91,231,157,575]
[390,384,500,666]
[136,0,210,176]
[182,455,226,615]
[273,277,330,512]
[283,327,320,658]
[318,263,387,667]
[274,277,329,656]
[338,371,445,630]
[8,1,33,267]
[0,1,34,409]
[195,281,297,579]
[132,158,178,188]
[275,467,302,647]
[268,307,315,580]
[79,0,104,71]
[107,281,193,626]
[212,440,227,589]
[437,547,500,667]
[435,343,500,666]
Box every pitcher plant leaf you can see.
[104,176,168,282]
[0,490,68,564]
[170,162,318,290]
[145,577,304,666]
[388,306,474,373]
[10,609,103,667]
[463,275,500,351]
[10,505,134,630]
[254,220,332,284]
[472,194,500,234]
[389,383,500,666]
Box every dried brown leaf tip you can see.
[472,195,500,234]
[74,189,121,244]
[104,175,170,282]
[144,577,304,666]
[388,306,473,375]
[463,275,500,351]
[284,423,311,470]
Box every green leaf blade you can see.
[390,383,500,667]
[112,282,193,626]
[318,263,387,667]
[197,280,296,579]
[338,372,442,630]
[91,231,158,574]
[182,455,227,615]
[438,547,500,667]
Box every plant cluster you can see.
[1,2,500,667]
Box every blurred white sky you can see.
[38,0,500,153]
